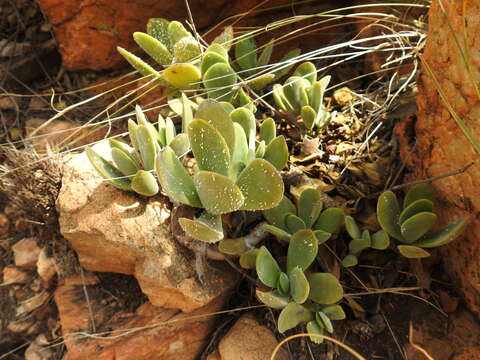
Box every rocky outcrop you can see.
[55,274,224,360]
[397,0,480,314]
[56,142,238,312]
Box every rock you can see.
[12,237,41,268]
[36,0,348,71]
[56,142,237,312]
[16,291,50,318]
[36,248,57,286]
[3,266,30,284]
[55,274,225,360]
[25,118,111,151]
[215,313,290,360]
[0,212,9,236]
[24,334,53,360]
[397,0,480,314]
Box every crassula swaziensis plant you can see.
[86,104,190,197]
[273,61,336,132]
[255,230,345,343]
[377,183,469,258]
[262,187,345,244]
[156,99,286,244]
[341,216,390,267]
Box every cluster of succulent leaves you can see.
[341,216,390,267]
[377,183,469,259]
[273,62,335,132]
[254,188,346,341]
[85,104,188,197]
[118,19,299,107]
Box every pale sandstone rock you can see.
[2,265,30,284]
[56,142,237,312]
[24,334,54,360]
[216,313,290,360]
[36,248,57,286]
[12,237,41,268]
[55,274,224,360]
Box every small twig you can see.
[369,161,475,198]
[79,267,96,333]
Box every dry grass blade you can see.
[408,321,434,360]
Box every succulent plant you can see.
[262,187,345,244]
[254,230,345,343]
[86,104,189,197]
[341,216,390,267]
[233,34,300,91]
[377,183,469,258]
[156,99,285,243]
[273,62,336,132]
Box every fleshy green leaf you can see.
[117,46,158,78]
[167,21,192,45]
[256,246,281,287]
[294,62,317,85]
[256,290,289,309]
[397,245,430,258]
[211,26,234,51]
[310,76,330,112]
[237,159,284,210]
[111,148,139,176]
[146,18,172,51]
[277,272,290,295]
[321,304,346,320]
[203,63,237,101]
[278,302,314,333]
[163,63,201,89]
[173,36,200,63]
[341,254,358,267]
[187,119,231,176]
[272,84,294,113]
[415,218,469,248]
[264,135,288,171]
[248,74,276,91]
[194,171,244,215]
[377,191,404,241]
[287,229,318,274]
[348,238,371,254]
[285,214,306,234]
[399,199,434,225]
[273,48,301,80]
[130,170,159,196]
[218,237,247,255]
[239,248,258,269]
[259,118,276,145]
[231,107,256,149]
[298,188,322,228]
[307,273,344,304]
[230,123,248,179]
[179,214,224,243]
[371,229,390,250]
[257,40,274,67]
[136,125,157,171]
[195,99,235,154]
[345,216,361,239]
[255,141,266,158]
[86,147,132,191]
[404,183,434,208]
[314,208,344,233]
[316,311,333,333]
[301,106,316,130]
[262,224,292,242]
[289,266,310,304]
[201,51,228,76]
[400,212,437,243]
[307,320,324,344]
[169,133,190,157]
[235,36,257,73]
[133,32,172,66]
[313,230,331,245]
[155,147,201,207]
[263,196,296,230]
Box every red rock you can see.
[397,0,480,314]
[12,237,41,268]
[3,265,30,284]
[55,274,226,360]
[215,313,290,360]
[36,0,347,71]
